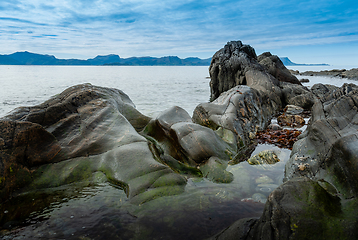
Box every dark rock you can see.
[208,41,282,104]
[299,78,309,83]
[298,68,358,80]
[285,83,358,198]
[280,82,316,109]
[258,52,302,85]
[210,177,356,240]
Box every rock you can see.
[255,175,274,184]
[247,150,280,165]
[285,83,358,199]
[0,84,187,203]
[310,83,338,100]
[193,85,276,151]
[208,41,282,106]
[299,78,310,83]
[210,177,355,240]
[267,123,282,131]
[283,104,304,115]
[298,68,358,80]
[257,52,302,85]
[255,183,279,193]
[251,193,267,203]
[280,81,316,109]
[277,113,305,128]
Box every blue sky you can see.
[0,0,357,66]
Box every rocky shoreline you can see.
[290,68,358,80]
[1,41,358,239]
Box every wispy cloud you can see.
[0,0,358,64]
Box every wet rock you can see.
[299,78,310,83]
[247,150,280,165]
[277,113,305,128]
[251,193,267,203]
[257,52,302,85]
[193,85,276,151]
[267,123,282,131]
[255,175,274,184]
[0,84,186,203]
[285,83,358,199]
[280,81,316,109]
[299,68,358,80]
[210,177,354,240]
[143,106,236,166]
[255,183,279,193]
[283,104,304,115]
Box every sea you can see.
[0,65,357,239]
[0,65,357,118]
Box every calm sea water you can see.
[0,65,357,239]
[0,66,210,118]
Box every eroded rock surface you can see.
[0,84,187,204]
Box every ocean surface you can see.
[0,65,357,239]
[0,66,210,118]
[0,65,357,119]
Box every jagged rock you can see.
[258,52,302,85]
[208,41,282,106]
[285,83,358,199]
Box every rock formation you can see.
[2,40,358,239]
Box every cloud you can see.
[0,0,358,64]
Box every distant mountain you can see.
[0,51,212,66]
[279,57,329,66]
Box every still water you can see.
[0,66,211,118]
[0,65,356,239]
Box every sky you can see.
[0,0,358,66]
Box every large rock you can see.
[193,85,276,152]
[285,83,358,198]
[211,177,356,240]
[0,84,187,203]
[209,41,282,105]
[258,52,302,85]
[142,106,236,182]
[211,82,358,239]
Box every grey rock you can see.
[258,52,302,85]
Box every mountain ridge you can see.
[0,51,328,66]
[0,51,212,66]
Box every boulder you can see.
[208,41,282,106]
[283,105,304,115]
[280,81,316,109]
[210,177,355,240]
[193,85,276,151]
[277,113,305,128]
[0,84,187,203]
[212,82,358,239]
[257,52,302,85]
[142,106,236,167]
